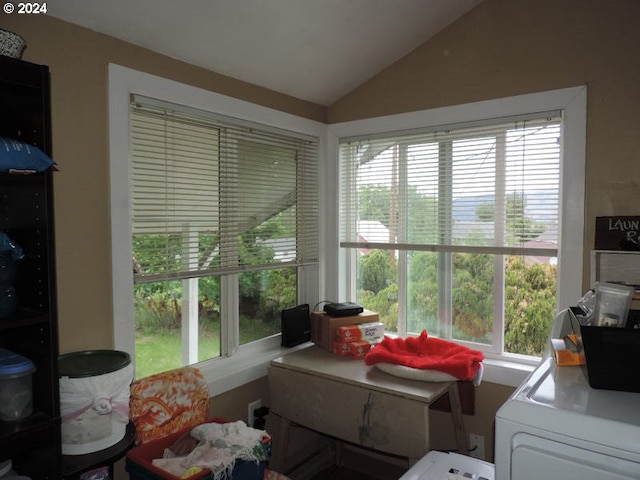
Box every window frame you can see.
[327,87,586,385]
[108,64,326,395]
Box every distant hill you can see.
[452,190,558,224]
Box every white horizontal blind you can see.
[340,114,561,256]
[130,96,319,283]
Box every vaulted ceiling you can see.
[48,0,483,105]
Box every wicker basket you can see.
[0,29,26,59]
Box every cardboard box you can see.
[331,340,351,357]
[311,310,379,352]
[348,340,375,358]
[331,340,376,359]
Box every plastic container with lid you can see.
[58,350,134,455]
[0,348,36,421]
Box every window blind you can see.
[339,113,562,257]
[130,95,319,283]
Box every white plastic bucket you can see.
[58,350,133,455]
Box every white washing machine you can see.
[495,333,640,479]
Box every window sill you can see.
[197,337,312,397]
[198,338,539,397]
[481,357,537,388]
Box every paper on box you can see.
[335,322,385,343]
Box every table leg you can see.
[271,415,292,473]
[448,383,469,455]
[334,439,344,467]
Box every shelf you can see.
[0,309,49,331]
[0,411,57,438]
[0,56,60,480]
[0,413,59,467]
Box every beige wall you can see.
[2,13,325,354]
[326,0,640,460]
[4,0,640,470]
[329,0,640,292]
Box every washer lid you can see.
[497,357,640,456]
[58,350,131,378]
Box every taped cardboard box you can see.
[311,310,379,352]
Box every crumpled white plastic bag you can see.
[60,363,134,425]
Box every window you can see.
[332,88,586,365]
[128,96,319,377]
[109,66,324,391]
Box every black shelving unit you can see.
[0,55,61,479]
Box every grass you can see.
[134,317,280,379]
[134,331,220,379]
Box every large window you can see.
[128,96,318,377]
[109,66,323,389]
[333,88,586,365]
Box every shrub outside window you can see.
[339,115,563,358]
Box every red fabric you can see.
[364,330,484,381]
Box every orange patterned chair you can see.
[129,366,210,446]
[128,366,291,479]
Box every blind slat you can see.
[130,97,319,282]
[340,115,561,252]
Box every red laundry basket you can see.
[125,418,267,480]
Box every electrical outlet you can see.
[469,433,485,459]
[247,399,262,427]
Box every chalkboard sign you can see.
[595,216,640,251]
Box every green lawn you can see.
[134,318,279,379]
[134,331,221,379]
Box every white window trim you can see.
[327,87,587,386]
[108,64,326,396]
[109,67,585,389]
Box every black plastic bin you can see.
[580,324,640,393]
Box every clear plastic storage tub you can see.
[0,348,36,421]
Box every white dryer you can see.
[495,351,640,479]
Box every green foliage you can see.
[407,252,438,332]
[359,249,394,294]
[357,248,557,356]
[257,267,297,322]
[359,185,392,225]
[474,192,545,243]
[357,184,438,244]
[134,281,183,332]
[451,253,493,343]
[504,256,557,356]
[358,284,399,332]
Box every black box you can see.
[281,304,310,347]
[580,324,640,393]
